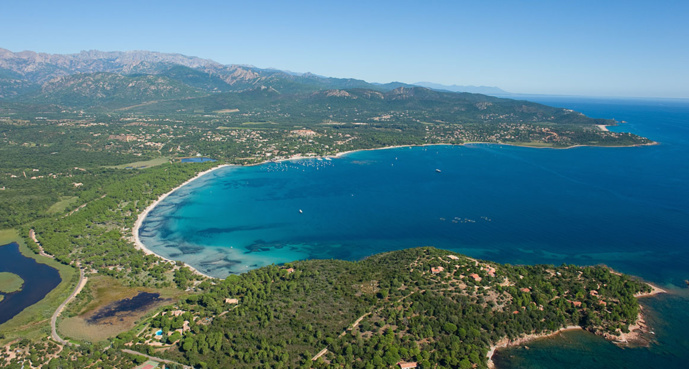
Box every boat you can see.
[299,209,303,214]
[435,169,441,173]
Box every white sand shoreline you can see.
[130,140,657,279]
[132,164,231,279]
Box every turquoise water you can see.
[140,97,689,367]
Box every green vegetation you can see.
[0,240,77,344]
[0,272,24,293]
[46,196,79,214]
[120,248,649,369]
[0,229,20,246]
[1,337,139,369]
[107,156,171,169]
[0,49,659,368]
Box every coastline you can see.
[487,282,667,368]
[327,140,658,159]
[486,326,582,369]
[131,164,231,279]
[130,140,658,279]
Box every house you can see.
[431,266,444,274]
[397,362,418,369]
[225,298,239,304]
[469,273,482,282]
[572,301,582,307]
[165,310,184,317]
[520,288,530,293]
[286,268,295,274]
[447,255,460,260]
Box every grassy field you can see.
[46,196,79,214]
[59,275,184,343]
[0,229,20,246]
[0,272,24,293]
[107,156,171,169]
[0,229,78,344]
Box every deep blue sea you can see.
[140,97,689,368]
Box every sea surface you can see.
[0,242,61,326]
[140,97,689,368]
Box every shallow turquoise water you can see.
[140,97,689,367]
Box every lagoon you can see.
[0,243,61,326]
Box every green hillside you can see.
[121,247,650,369]
[23,73,205,109]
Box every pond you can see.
[0,242,61,326]
[181,157,216,163]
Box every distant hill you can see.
[414,81,510,95]
[0,48,412,95]
[125,85,611,127]
[24,72,205,109]
[0,48,610,128]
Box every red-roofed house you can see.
[431,266,445,274]
[469,273,482,282]
[397,362,418,369]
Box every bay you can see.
[140,97,689,368]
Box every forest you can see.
[0,70,656,368]
[118,248,650,369]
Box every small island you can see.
[0,272,25,302]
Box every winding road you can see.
[51,266,87,346]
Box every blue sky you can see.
[1,0,687,98]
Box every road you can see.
[51,266,87,346]
[29,229,54,259]
[121,349,193,369]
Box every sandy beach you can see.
[597,124,610,132]
[635,283,666,298]
[131,164,230,279]
[131,142,660,280]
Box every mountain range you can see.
[0,48,609,129]
[0,48,413,101]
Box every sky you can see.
[1,0,688,98]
